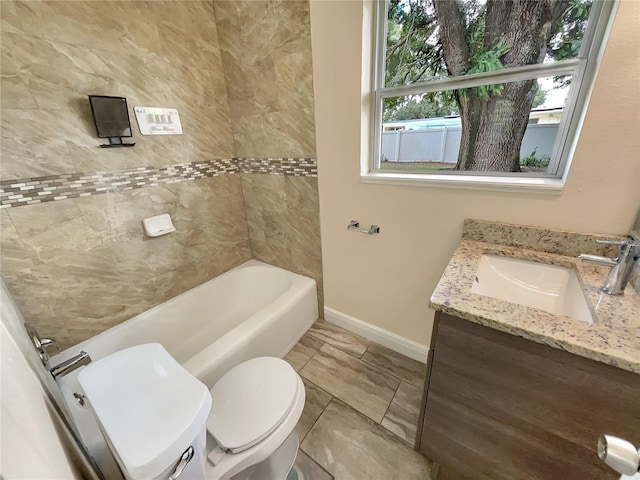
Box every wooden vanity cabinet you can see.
[416,312,640,480]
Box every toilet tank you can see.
[78,344,212,480]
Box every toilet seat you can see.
[205,358,306,480]
[207,357,299,454]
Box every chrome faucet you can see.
[24,323,91,378]
[578,238,640,295]
[49,351,92,379]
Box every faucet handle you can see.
[596,239,628,247]
[595,238,640,255]
[40,338,60,355]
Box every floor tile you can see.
[361,343,427,388]
[296,379,332,442]
[293,450,333,480]
[299,343,400,423]
[381,402,419,446]
[301,399,432,480]
[285,333,325,371]
[392,381,423,418]
[307,319,370,357]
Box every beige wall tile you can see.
[1,0,321,349]
[2,176,252,348]
[1,1,234,180]
[241,174,323,314]
[233,111,316,158]
[214,0,316,158]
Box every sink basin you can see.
[471,255,593,324]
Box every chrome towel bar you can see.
[348,220,380,235]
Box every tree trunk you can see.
[434,0,571,172]
[457,79,537,172]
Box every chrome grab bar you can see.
[348,220,380,235]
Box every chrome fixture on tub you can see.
[50,351,92,379]
[24,322,92,378]
[25,322,60,367]
[579,238,640,295]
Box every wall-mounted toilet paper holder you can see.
[347,220,380,235]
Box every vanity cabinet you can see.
[416,312,640,480]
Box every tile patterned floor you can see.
[288,319,432,479]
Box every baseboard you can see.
[324,307,429,363]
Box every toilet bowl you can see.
[77,344,305,480]
[205,357,305,480]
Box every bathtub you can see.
[51,260,318,478]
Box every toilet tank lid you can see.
[78,343,212,480]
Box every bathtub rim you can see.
[51,259,317,364]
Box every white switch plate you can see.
[134,106,182,135]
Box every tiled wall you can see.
[214,0,324,314]
[213,1,316,158]
[0,1,322,348]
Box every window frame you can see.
[364,0,619,192]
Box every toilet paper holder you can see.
[347,220,380,235]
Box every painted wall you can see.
[214,0,324,314]
[310,0,640,345]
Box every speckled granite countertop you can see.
[429,219,640,374]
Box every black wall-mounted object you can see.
[88,95,136,148]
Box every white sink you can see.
[471,255,593,324]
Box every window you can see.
[367,0,617,191]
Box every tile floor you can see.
[287,319,433,479]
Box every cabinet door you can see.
[418,313,640,480]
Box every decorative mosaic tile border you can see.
[0,157,317,209]
[238,157,317,176]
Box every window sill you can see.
[360,171,565,194]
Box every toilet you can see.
[77,343,305,480]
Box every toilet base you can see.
[207,430,299,480]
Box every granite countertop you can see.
[429,220,640,374]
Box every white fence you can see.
[381,124,559,163]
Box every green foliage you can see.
[551,0,592,61]
[383,92,459,122]
[385,0,442,87]
[384,0,591,117]
[550,0,592,88]
[465,39,511,100]
[533,85,547,108]
[520,148,550,168]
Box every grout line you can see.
[379,380,402,426]
[298,340,326,372]
[298,388,334,446]
[359,342,371,359]
[296,449,335,480]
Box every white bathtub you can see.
[54,259,317,387]
[51,260,317,478]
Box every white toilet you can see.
[77,343,306,480]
